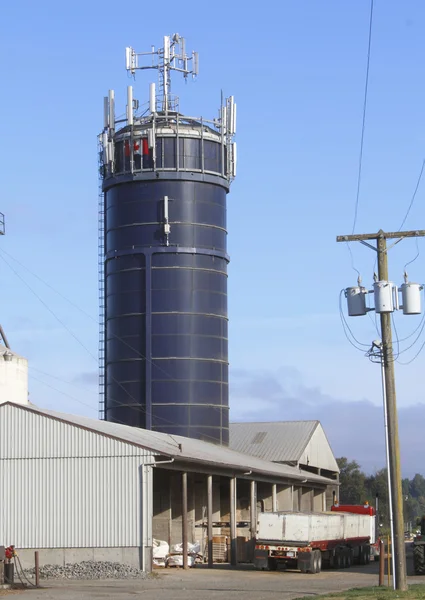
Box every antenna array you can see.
[126,34,199,114]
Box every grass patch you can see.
[294,584,425,600]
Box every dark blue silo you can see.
[100,37,236,445]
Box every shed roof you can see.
[230,421,321,463]
[0,403,334,485]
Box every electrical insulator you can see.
[345,287,368,316]
[400,282,423,315]
[374,281,398,313]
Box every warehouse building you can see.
[0,402,338,571]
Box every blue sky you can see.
[1,1,425,476]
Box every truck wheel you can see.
[315,550,322,574]
[364,546,370,565]
[346,550,352,568]
[268,558,278,571]
[307,551,319,574]
[414,544,425,575]
[332,551,341,569]
[358,546,366,565]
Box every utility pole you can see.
[337,229,425,592]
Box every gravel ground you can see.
[23,561,148,580]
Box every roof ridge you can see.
[0,403,336,484]
[230,420,319,425]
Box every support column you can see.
[250,480,257,539]
[272,484,277,512]
[145,253,152,429]
[182,472,188,569]
[207,475,213,568]
[230,477,237,566]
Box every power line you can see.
[397,338,425,365]
[0,248,98,323]
[395,312,425,344]
[29,374,98,413]
[351,0,374,234]
[403,237,421,272]
[398,159,425,232]
[0,253,98,362]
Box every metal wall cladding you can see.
[0,405,153,548]
[105,175,230,445]
[105,181,227,250]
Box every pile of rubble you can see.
[24,560,148,580]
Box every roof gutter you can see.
[144,457,175,467]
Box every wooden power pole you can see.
[337,228,425,592]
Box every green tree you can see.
[336,458,366,505]
[410,474,425,499]
[365,468,389,531]
[402,478,410,497]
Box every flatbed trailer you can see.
[254,504,376,574]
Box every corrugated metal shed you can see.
[0,403,333,485]
[0,403,154,549]
[230,421,339,474]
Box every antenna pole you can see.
[125,34,198,114]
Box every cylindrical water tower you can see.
[98,35,236,445]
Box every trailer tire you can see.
[315,550,322,573]
[299,561,308,574]
[359,546,366,565]
[414,544,425,575]
[268,558,278,571]
[306,551,321,574]
[346,550,352,568]
[361,545,370,565]
[332,551,341,569]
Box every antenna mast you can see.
[0,212,8,348]
[125,34,199,114]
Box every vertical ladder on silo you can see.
[98,141,105,420]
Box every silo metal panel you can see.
[104,133,230,445]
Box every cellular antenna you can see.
[125,34,198,114]
[0,212,4,236]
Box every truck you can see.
[413,516,425,575]
[254,503,376,574]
